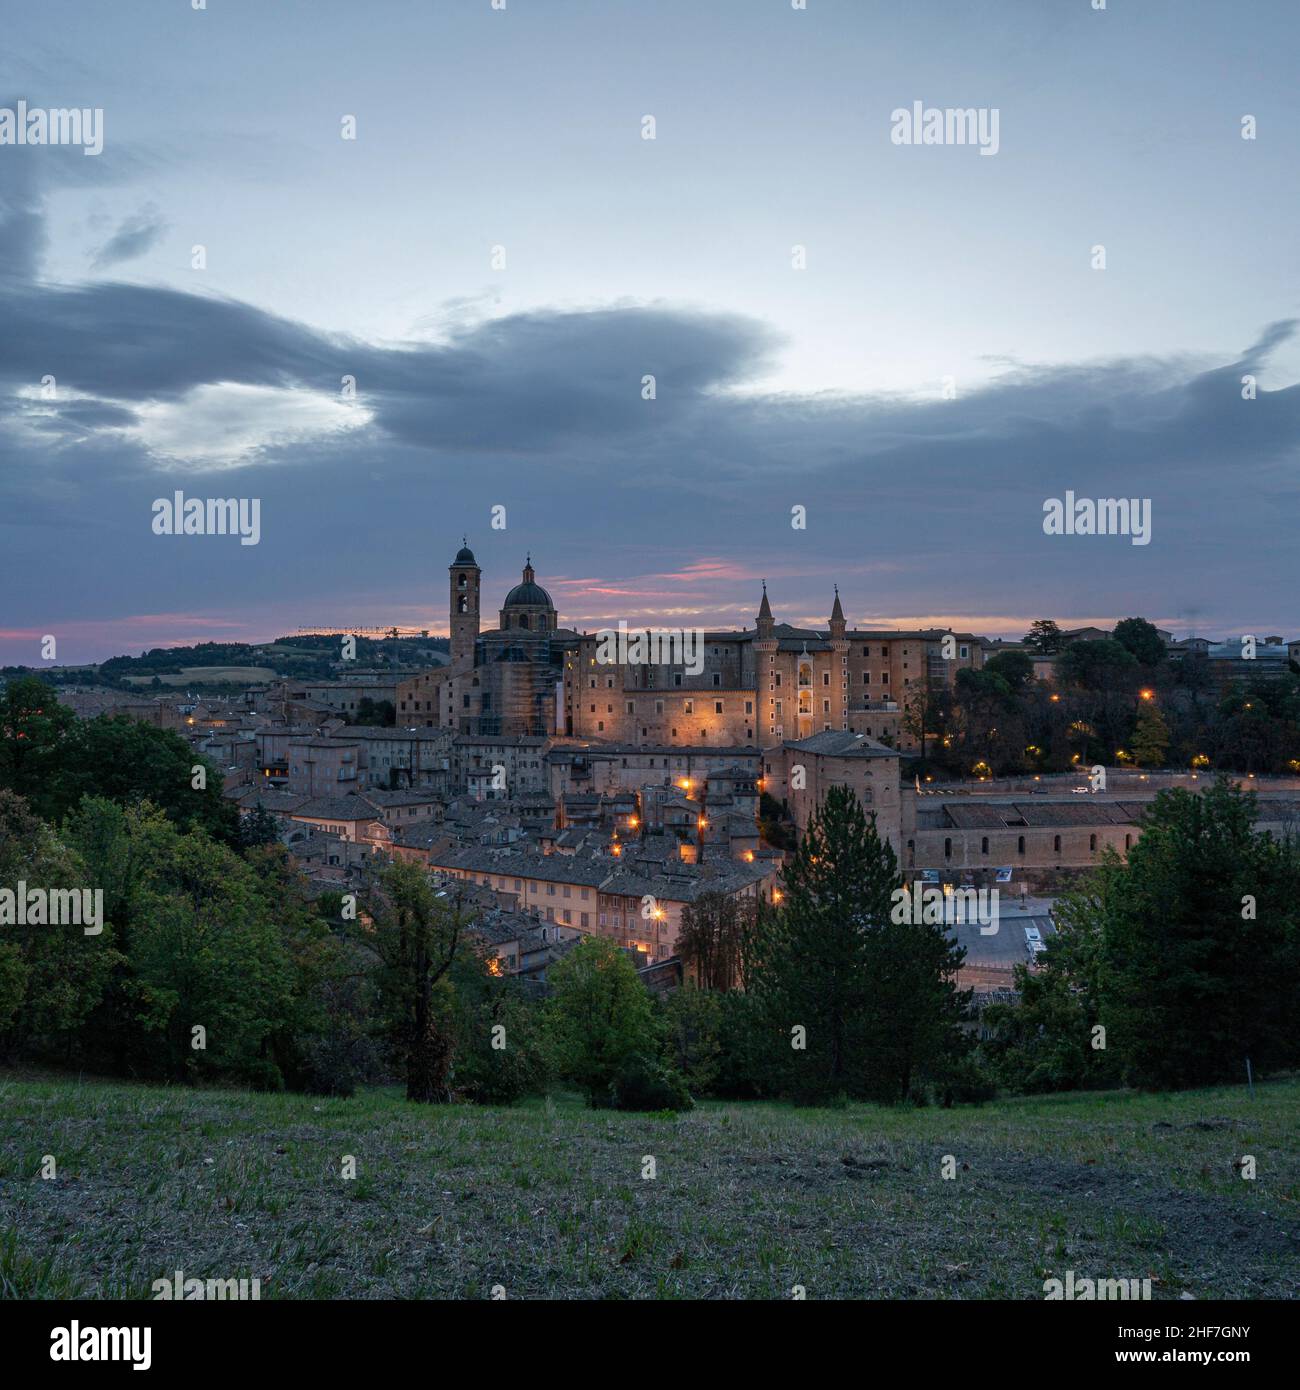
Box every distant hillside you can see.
[1,634,450,693]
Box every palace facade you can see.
[563,584,984,749]
[399,542,985,747]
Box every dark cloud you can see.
[89,203,167,270]
[1,155,1297,659]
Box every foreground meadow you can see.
[1,1072,1296,1299]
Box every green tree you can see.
[0,942,26,1034]
[984,649,1034,692]
[0,677,77,812]
[661,985,723,1095]
[1103,781,1300,1088]
[746,785,895,1101]
[361,858,465,1102]
[0,791,120,1059]
[866,888,972,1104]
[237,803,282,851]
[675,891,754,991]
[1131,704,1171,767]
[49,716,238,841]
[450,964,548,1105]
[1056,639,1139,693]
[1113,617,1167,667]
[1024,620,1064,656]
[982,855,1124,1093]
[244,841,379,1097]
[545,935,661,1105]
[62,798,177,1073]
[130,828,295,1086]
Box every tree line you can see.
[4,674,1298,1110]
[906,617,1300,777]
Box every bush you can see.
[604,1053,693,1113]
[661,987,722,1094]
[454,990,549,1105]
[299,977,383,1098]
[925,1053,997,1107]
[712,990,775,1099]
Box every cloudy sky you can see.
[2,0,1298,665]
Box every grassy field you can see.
[122,666,279,687]
[1,1071,1296,1300]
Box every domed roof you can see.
[503,580,553,608]
[503,557,552,609]
[451,538,477,567]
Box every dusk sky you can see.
[3,0,1299,665]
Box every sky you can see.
[2,0,1299,665]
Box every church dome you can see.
[503,579,552,607]
[452,543,477,566]
[502,556,552,609]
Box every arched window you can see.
[1089,834,1097,852]
[1053,834,1062,853]
[944,837,952,859]
[981,836,989,855]
[1017,835,1025,855]
[457,596,468,614]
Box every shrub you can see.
[604,1052,693,1113]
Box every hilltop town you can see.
[38,540,1300,1002]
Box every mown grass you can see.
[1,1071,1296,1300]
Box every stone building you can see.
[397,543,581,737]
[762,730,904,853]
[562,584,983,750]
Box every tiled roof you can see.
[293,794,381,822]
[781,731,899,758]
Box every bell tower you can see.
[449,538,480,666]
